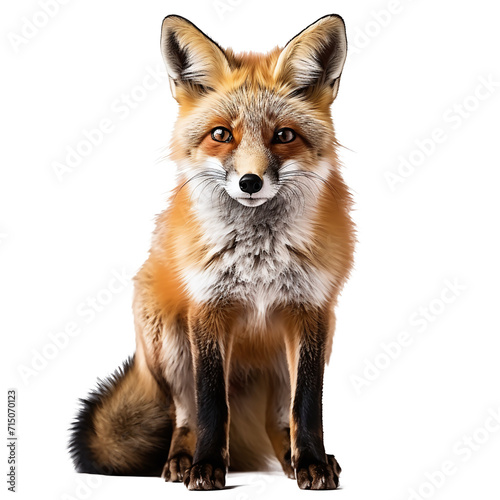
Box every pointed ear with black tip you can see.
[274,15,347,101]
[160,15,231,101]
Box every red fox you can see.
[69,14,354,490]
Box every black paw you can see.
[283,462,295,480]
[296,454,341,490]
[327,453,342,478]
[183,460,226,490]
[161,453,192,482]
[282,449,295,479]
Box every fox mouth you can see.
[235,197,269,207]
[220,168,277,207]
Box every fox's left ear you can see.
[274,15,347,100]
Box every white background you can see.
[2,0,500,499]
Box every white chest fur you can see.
[181,192,331,312]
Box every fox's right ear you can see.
[160,15,230,102]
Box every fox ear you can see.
[160,15,230,101]
[274,15,347,100]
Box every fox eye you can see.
[273,128,296,144]
[211,127,233,143]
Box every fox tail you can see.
[69,356,173,476]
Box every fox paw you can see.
[183,460,226,490]
[282,449,295,479]
[296,454,341,490]
[161,453,192,482]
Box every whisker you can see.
[203,160,228,174]
[279,170,340,208]
[280,175,317,200]
[277,180,306,214]
[174,171,224,200]
[188,178,218,201]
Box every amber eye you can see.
[211,127,233,143]
[273,128,296,144]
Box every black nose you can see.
[239,174,263,194]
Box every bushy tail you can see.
[69,355,173,476]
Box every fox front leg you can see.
[183,306,233,490]
[285,306,341,490]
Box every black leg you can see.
[184,311,230,490]
[286,307,341,490]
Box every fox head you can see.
[160,15,347,209]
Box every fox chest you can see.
[181,215,331,309]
